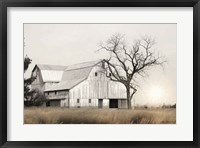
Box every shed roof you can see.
[45,78,85,91]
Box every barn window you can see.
[77,99,80,103]
[55,91,57,95]
[95,72,98,76]
[89,99,91,103]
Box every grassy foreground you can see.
[24,107,176,124]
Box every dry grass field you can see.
[24,107,176,124]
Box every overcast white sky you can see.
[24,24,176,106]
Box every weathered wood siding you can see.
[60,98,70,107]
[44,82,59,90]
[60,91,69,107]
[31,67,44,90]
[31,66,60,92]
[49,100,61,106]
[68,97,109,108]
[108,81,126,99]
[45,90,68,99]
[68,63,108,108]
[68,63,126,108]
[118,99,128,109]
[44,90,68,106]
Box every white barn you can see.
[31,60,127,108]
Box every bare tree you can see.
[99,34,165,109]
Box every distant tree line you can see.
[135,104,176,109]
[162,104,176,109]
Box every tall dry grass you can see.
[24,107,176,124]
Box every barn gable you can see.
[32,64,67,83]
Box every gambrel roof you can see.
[65,60,102,71]
[45,66,93,91]
[33,60,103,91]
[45,60,103,91]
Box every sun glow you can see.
[149,86,164,101]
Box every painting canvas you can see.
[24,24,176,124]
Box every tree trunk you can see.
[127,88,132,109]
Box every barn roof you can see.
[65,60,102,71]
[41,70,64,82]
[45,78,86,91]
[44,60,103,91]
[31,64,68,82]
[62,66,93,82]
[37,64,67,71]
[33,60,102,83]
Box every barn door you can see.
[46,101,50,107]
[109,99,118,108]
[98,99,103,108]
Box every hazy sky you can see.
[24,24,176,106]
